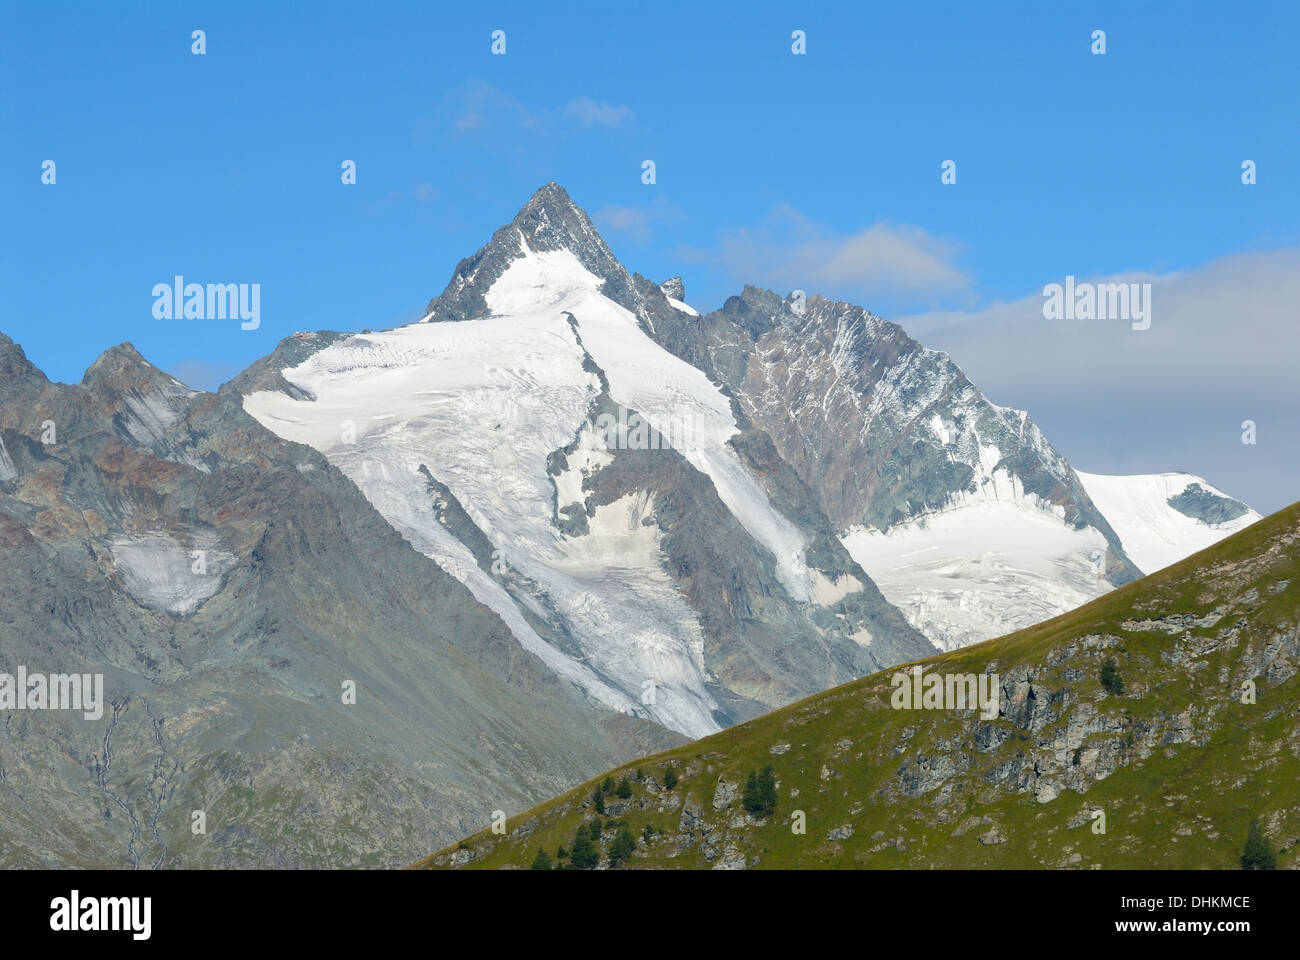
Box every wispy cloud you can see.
[698,205,971,304]
[448,80,545,137]
[563,97,635,128]
[429,81,635,142]
[593,196,682,245]
[366,180,440,215]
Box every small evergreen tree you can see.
[641,824,656,842]
[592,786,605,815]
[743,766,778,818]
[1241,817,1276,870]
[1100,657,1125,695]
[602,776,615,794]
[556,845,569,859]
[588,817,602,840]
[608,824,636,866]
[616,776,632,799]
[570,824,598,869]
[760,765,777,814]
[531,847,552,870]
[663,765,678,791]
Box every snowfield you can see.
[842,471,1109,651]
[1077,471,1262,575]
[845,465,1264,652]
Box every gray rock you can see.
[712,777,738,810]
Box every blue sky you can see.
[3,1,1297,510]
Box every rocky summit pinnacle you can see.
[0,333,46,402]
[423,181,644,325]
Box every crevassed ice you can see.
[485,243,814,602]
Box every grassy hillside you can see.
[416,502,1300,870]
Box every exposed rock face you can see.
[1168,482,1250,524]
[640,283,1149,650]
[660,276,685,301]
[712,777,738,810]
[0,332,679,868]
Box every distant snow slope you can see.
[842,470,1110,652]
[1077,471,1262,575]
[842,467,1264,650]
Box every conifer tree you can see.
[1241,817,1276,870]
[570,823,598,869]
[663,765,678,790]
[609,823,636,866]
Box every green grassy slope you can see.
[416,502,1300,869]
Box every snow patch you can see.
[0,437,17,482]
[1078,471,1261,575]
[666,296,699,317]
[111,533,231,615]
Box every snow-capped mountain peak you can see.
[243,185,935,738]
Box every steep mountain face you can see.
[640,285,1163,651]
[0,333,678,868]
[239,184,937,739]
[419,500,1300,871]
